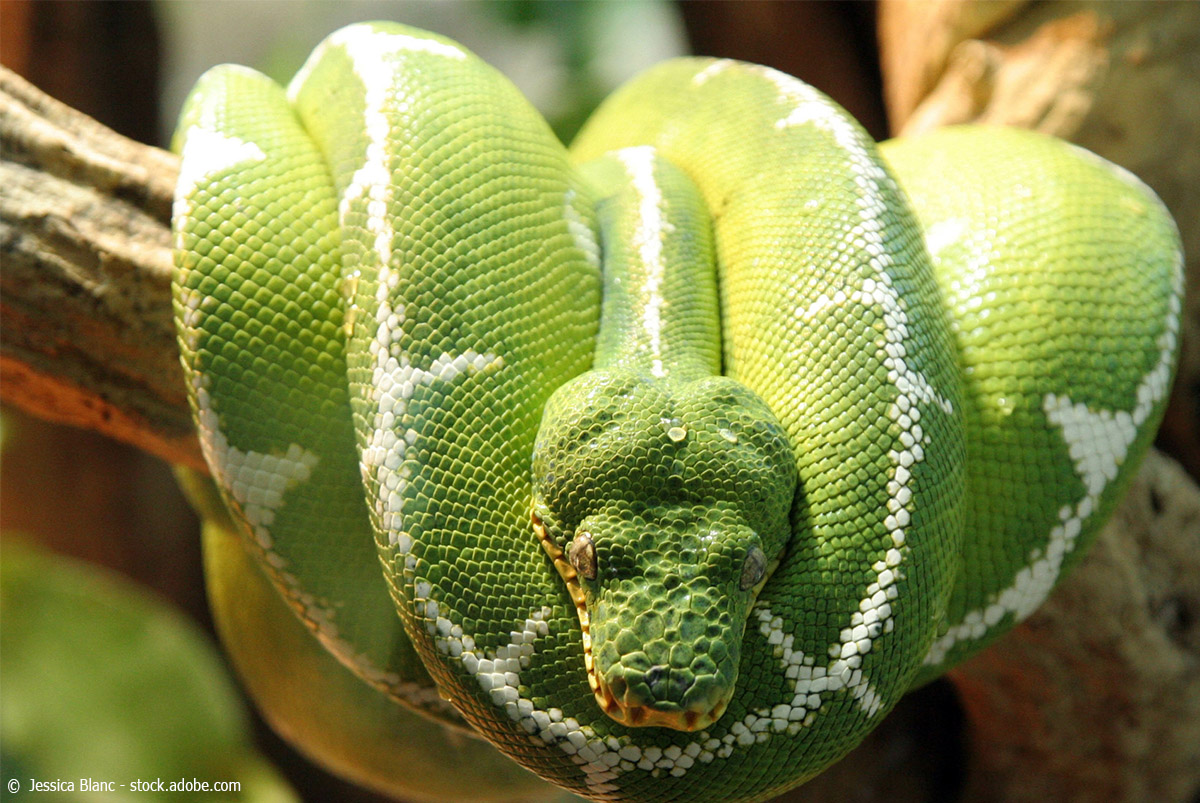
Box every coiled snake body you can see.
[173,22,1182,803]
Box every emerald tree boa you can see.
[172,22,1182,803]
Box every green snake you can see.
[172,22,1183,803]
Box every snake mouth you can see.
[533,513,597,676]
[593,675,729,731]
[533,512,729,732]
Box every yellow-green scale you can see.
[532,150,799,730]
[579,150,720,382]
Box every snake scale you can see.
[172,22,1183,803]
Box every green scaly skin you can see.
[172,22,1183,803]
[532,152,796,731]
[179,471,578,803]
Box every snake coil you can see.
[173,22,1182,803]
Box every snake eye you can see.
[739,546,767,590]
[569,531,597,580]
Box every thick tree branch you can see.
[0,66,203,470]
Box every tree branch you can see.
[0,66,203,470]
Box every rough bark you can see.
[0,66,202,470]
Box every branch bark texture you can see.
[0,66,202,470]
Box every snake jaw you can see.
[533,512,597,685]
[534,511,733,732]
[595,680,729,731]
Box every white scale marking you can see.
[565,187,602,270]
[173,123,266,250]
[749,605,884,729]
[617,146,669,379]
[176,287,218,353]
[174,111,339,655]
[924,262,1182,665]
[287,25,465,104]
[414,591,752,790]
[771,66,952,700]
[923,218,968,259]
[175,61,436,705]
[192,379,320,553]
[322,29,405,551]
[292,26,499,559]
[308,27,467,269]
[197,368,443,707]
[415,596,628,791]
[412,591,902,791]
[193,375,363,655]
[690,59,736,85]
[362,349,503,551]
[403,65,965,794]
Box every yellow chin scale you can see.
[596,685,729,732]
[532,513,596,684]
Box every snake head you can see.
[532,371,796,731]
